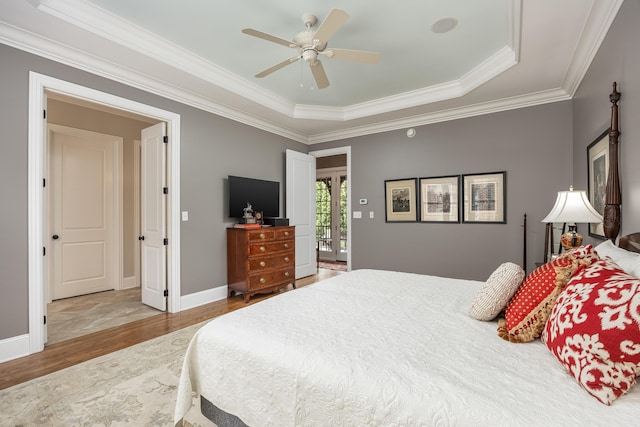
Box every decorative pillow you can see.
[469,262,525,321]
[498,255,586,343]
[541,257,640,405]
[558,244,600,264]
[595,239,640,277]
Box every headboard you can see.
[619,233,640,254]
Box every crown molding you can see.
[308,87,571,144]
[0,20,307,143]
[561,0,624,97]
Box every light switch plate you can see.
[181,211,189,221]
[359,198,368,205]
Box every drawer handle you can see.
[259,261,266,267]
[284,243,289,249]
[259,277,266,284]
[259,246,266,252]
[284,257,290,262]
[259,233,265,239]
[284,231,289,236]
[284,271,290,277]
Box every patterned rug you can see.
[0,322,213,426]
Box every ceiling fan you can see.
[242,8,380,89]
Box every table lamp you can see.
[542,186,603,251]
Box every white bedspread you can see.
[174,269,639,426]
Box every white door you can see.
[49,125,119,299]
[140,123,167,310]
[286,149,316,278]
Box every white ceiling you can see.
[0,0,623,144]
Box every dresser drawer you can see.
[274,227,294,240]
[248,252,294,271]
[247,268,295,290]
[246,229,275,241]
[249,240,293,256]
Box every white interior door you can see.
[49,125,119,299]
[286,149,316,278]
[141,123,167,310]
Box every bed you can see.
[174,84,640,426]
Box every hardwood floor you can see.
[0,268,343,390]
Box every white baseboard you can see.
[122,276,138,289]
[0,334,30,364]
[180,285,228,311]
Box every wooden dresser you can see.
[227,226,295,302]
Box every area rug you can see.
[0,322,213,426]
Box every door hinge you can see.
[43,247,46,256]
[163,238,169,245]
[43,178,46,188]
[163,136,168,144]
[163,187,168,194]
[44,315,47,325]
[43,109,46,119]
[163,289,168,297]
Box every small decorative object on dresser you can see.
[227,226,295,302]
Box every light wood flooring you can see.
[0,268,343,390]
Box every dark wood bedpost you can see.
[604,82,621,242]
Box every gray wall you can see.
[313,102,573,280]
[0,43,306,340]
[572,0,640,242]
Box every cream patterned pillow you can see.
[469,262,525,321]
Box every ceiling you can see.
[0,0,623,144]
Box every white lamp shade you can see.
[542,188,603,224]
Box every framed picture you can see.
[384,178,418,222]
[587,129,609,239]
[419,175,460,222]
[462,172,506,223]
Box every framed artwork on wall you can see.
[418,175,460,223]
[384,178,418,222]
[462,171,506,223]
[587,129,609,239]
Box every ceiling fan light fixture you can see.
[302,48,318,63]
[431,17,458,34]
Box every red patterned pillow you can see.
[542,257,640,405]
[498,255,585,343]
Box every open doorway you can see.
[28,72,182,356]
[44,99,162,344]
[310,147,351,272]
[315,158,347,269]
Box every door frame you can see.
[309,146,351,270]
[28,72,182,354]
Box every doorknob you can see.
[138,236,145,241]
[52,234,59,240]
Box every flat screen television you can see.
[228,175,280,219]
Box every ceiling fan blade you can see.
[310,60,330,89]
[323,48,381,64]
[255,56,300,78]
[313,8,349,45]
[242,28,297,48]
